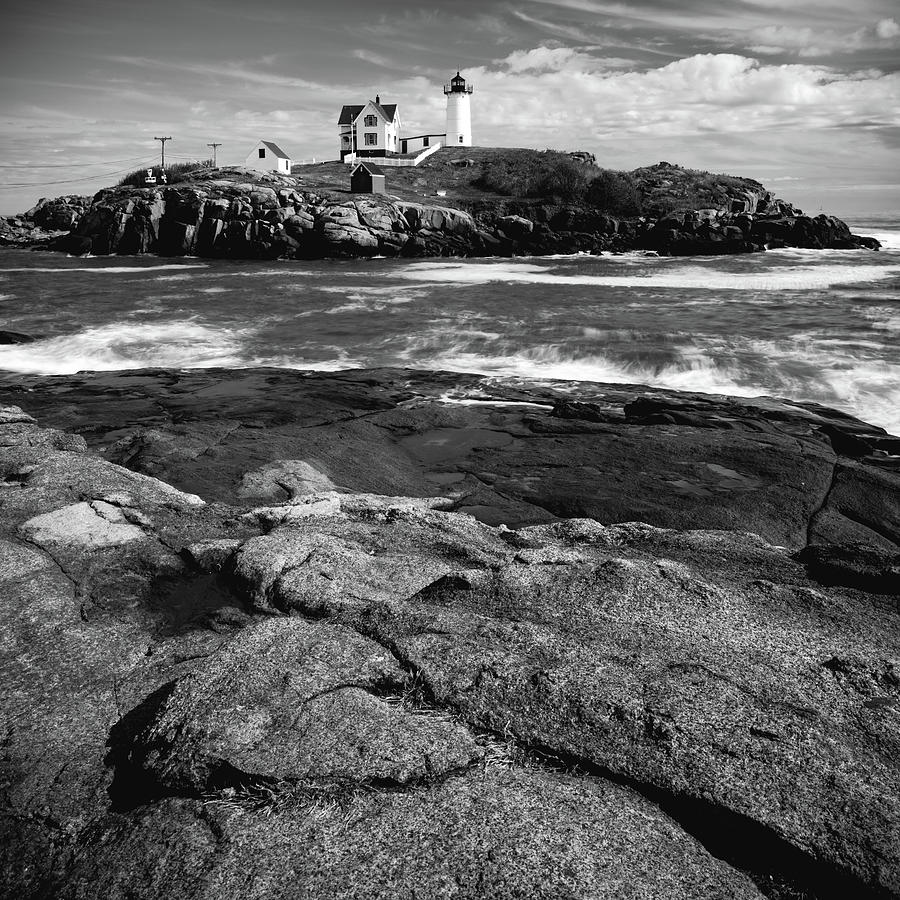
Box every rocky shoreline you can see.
[0,166,881,259]
[1,367,898,899]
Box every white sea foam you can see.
[245,351,364,371]
[413,342,762,396]
[228,268,311,278]
[437,395,552,408]
[0,293,14,301]
[319,302,370,315]
[396,260,900,291]
[198,287,231,294]
[847,229,900,252]
[313,285,430,314]
[319,285,429,304]
[0,320,246,373]
[319,285,420,297]
[860,306,900,333]
[0,264,208,274]
[398,332,900,434]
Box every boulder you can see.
[318,222,379,254]
[0,330,36,345]
[21,500,147,550]
[121,617,480,793]
[237,459,337,499]
[497,215,534,239]
[48,233,92,255]
[57,770,763,900]
[283,210,314,232]
[156,219,196,255]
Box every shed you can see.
[351,161,386,194]
[245,140,292,174]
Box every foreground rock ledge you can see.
[0,382,898,899]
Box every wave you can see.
[398,334,900,434]
[413,342,766,395]
[0,320,247,374]
[847,229,900,252]
[396,260,900,291]
[0,264,208,274]
[319,285,429,303]
[860,306,900,333]
[245,351,365,371]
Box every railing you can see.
[443,81,474,94]
[342,143,442,168]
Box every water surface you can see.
[1,219,898,433]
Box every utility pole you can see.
[207,142,221,167]
[153,136,172,169]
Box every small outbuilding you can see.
[350,161,386,194]
[245,140,292,174]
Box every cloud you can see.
[876,18,900,39]
[462,49,900,147]
[351,49,396,69]
[106,56,327,91]
[501,46,584,72]
[745,25,820,54]
[745,18,900,56]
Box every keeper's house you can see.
[245,140,292,174]
[338,96,401,160]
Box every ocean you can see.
[1,216,899,434]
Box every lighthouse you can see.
[444,71,474,147]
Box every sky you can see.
[1,0,899,218]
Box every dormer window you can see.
[258,148,266,158]
[364,115,377,127]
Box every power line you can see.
[0,158,158,188]
[0,155,156,169]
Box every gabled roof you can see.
[338,105,365,126]
[377,103,398,122]
[259,140,290,159]
[351,161,385,176]
[338,101,399,125]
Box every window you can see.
[401,140,407,153]
[343,135,350,144]
[459,136,464,143]
[365,133,378,146]
[258,148,266,158]
[423,136,429,147]
[364,115,377,126]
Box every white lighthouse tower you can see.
[444,71,474,147]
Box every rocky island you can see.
[1,366,898,899]
[0,149,881,259]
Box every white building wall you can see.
[244,144,291,173]
[446,93,472,146]
[402,134,445,154]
